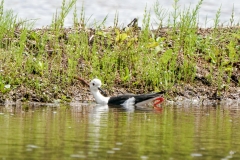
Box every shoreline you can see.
[1,78,239,107]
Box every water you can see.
[4,0,240,28]
[1,103,240,159]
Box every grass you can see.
[0,0,239,103]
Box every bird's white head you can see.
[89,78,109,104]
[90,78,102,92]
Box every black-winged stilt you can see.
[90,78,165,108]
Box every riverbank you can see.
[1,25,239,106]
[0,0,239,106]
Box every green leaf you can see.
[160,49,173,64]
[147,42,159,48]
[116,33,128,42]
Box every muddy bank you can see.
[1,68,239,106]
[2,89,240,108]
[2,78,239,107]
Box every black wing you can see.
[108,91,165,105]
[108,94,136,105]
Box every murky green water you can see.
[0,104,240,160]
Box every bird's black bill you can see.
[98,87,107,96]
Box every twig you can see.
[74,76,89,87]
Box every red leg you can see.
[153,97,164,107]
[152,97,164,112]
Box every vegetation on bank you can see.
[0,0,239,103]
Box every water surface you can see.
[1,103,240,159]
[4,0,240,28]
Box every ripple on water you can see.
[70,154,86,158]
[106,150,115,154]
[26,144,39,152]
[140,155,149,160]
[115,142,123,145]
[191,153,203,157]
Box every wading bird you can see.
[90,78,164,109]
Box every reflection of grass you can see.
[0,0,239,102]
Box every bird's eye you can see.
[92,83,95,86]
